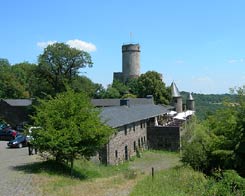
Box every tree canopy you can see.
[31,88,114,173]
[37,42,93,95]
[0,59,29,98]
[136,71,171,104]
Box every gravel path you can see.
[0,141,42,196]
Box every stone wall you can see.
[147,126,180,151]
[102,120,147,165]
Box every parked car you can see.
[0,123,8,131]
[7,134,28,148]
[0,128,17,141]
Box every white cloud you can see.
[66,39,96,52]
[37,41,57,48]
[228,58,244,64]
[37,39,97,52]
[195,76,212,83]
[228,59,238,64]
[175,60,184,64]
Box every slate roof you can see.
[171,82,181,97]
[100,104,169,128]
[92,97,154,107]
[187,93,194,100]
[2,99,33,106]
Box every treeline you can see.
[0,42,171,105]
[0,43,101,99]
[181,91,237,120]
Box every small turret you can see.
[187,92,195,111]
[171,82,182,113]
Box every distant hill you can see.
[180,92,237,120]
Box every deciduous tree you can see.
[37,42,93,95]
[31,88,113,174]
[136,71,171,104]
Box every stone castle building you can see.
[93,43,196,165]
[113,43,141,83]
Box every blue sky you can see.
[1,0,245,94]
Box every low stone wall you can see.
[147,126,180,151]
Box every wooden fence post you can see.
[152,167,154,180]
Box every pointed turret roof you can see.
[171,82,181,97]
[187,92,194,101]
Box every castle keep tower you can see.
[122,44,140,82]
[113,43,141,83]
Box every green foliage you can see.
[0,59,29,98]
[182,87,245,176]
[74,158,130,179]
[37,42,93,95]
[31,88,114,172]
[70,75,103,98]
[131,166,245,196]
[136,71,171,104]
[126,78,139,95]
[101,79,136,99]
[181,122,211,171]
[121,93,137,99]
[131,166,208,196]
[101,86,120,98]
[11,62,38,97]
[0,58,10,67]
[112,79,129,96]
[206,170,245,196]
[17,158,130,180]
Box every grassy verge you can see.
[130,166,207,196]
[17,150,180,196]
[130,166,245,196]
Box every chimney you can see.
[120,99,130,107]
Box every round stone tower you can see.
[171,82,183,113]
[187,92,195,111]
[122,44,140,82]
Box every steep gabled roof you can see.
[100,104,169,128]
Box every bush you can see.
[205,170,245,196]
